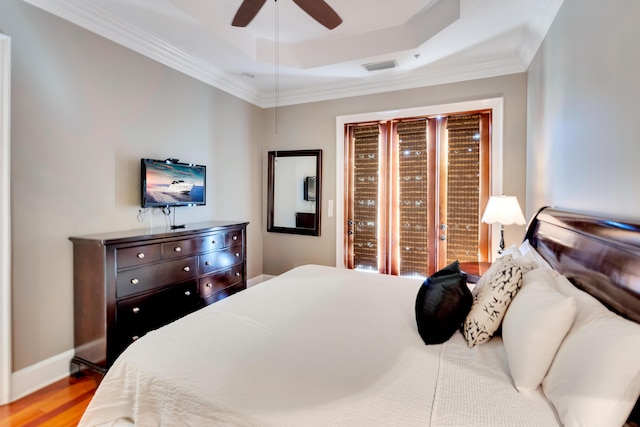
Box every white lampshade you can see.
[482,195,526,225]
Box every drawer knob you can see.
[235,252,240,258]
[174,246,182,252]
[132,336,139,341]
[131,278,139,285]
[232,235,238,241]
[235,272,241,277]
[205,261,211,266]
[132,307,140,314]
[205,283,212,288]
[137,252,145,259]
[212,240,216,245]
[183,266,190,272]
[184,290,191,296]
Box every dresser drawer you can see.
[116,257,198,298]
[199,233,225,253]
[161,234,225,260]
[202,282,245,306]
[199,264,244,298]
[225,229,243,247]
[198,245,243,275]
[115,281,199,355]
[162,238,201,259]
[116,244,162,269]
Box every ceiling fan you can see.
[232,0,342,30]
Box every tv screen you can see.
[141,158,206,208]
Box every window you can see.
[343,111,491,277]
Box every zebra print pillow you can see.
[463,254,524,347]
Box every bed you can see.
[79,207,640,426]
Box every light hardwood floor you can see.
[0,371,101,427]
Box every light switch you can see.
[328,200,334,217]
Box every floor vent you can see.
[362,60,397,72]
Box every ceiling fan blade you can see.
[292,0,342,30]
[232,0,267,27]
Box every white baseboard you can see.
[247,274,275,287]
[11,349,74,402]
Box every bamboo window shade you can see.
[445,114,481,264]
[397,120,429,276]
[352,124,380,271]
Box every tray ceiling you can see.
[23,0,564,107]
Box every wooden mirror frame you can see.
[267,149,322,236]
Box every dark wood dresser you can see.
[69,220,248,372]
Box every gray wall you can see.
[263,73,528,275]
[0,0,264,370]
[527,0,640,219]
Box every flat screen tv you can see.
[141,158,206,208]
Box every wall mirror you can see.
[267,149,322,236]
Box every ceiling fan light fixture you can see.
[362,60,398,72]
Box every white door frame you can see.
[0,33,12,405]
[335,97,505,268]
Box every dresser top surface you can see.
[69,220,248,245]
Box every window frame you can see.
[335,98,505,268]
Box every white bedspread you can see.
[79,265,560,426]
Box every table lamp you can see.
[481,195,526,253]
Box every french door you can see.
[344,112,491,277]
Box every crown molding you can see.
[269,53,526,107]
[23,0,553,108]
[22,0,267,106]
[517,0,565,66]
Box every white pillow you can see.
[502,269,576,394]
[517,240,553,270]
[541,275,640,427]
[463,255,523,347]
[500,244,520,256]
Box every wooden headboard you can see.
[525,207,640,424]
[525,206,640,323]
